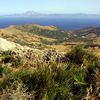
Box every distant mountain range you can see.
[3,11,100,18]
[5,11,42,16]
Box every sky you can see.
[0,0,100,14]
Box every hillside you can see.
[0,25,58,49]
[0,24,100,52]
[14,24,71,40]
[0,24,73,52]
[72,27,100,39]
[0,24,100,100]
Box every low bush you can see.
[0,46,100,100]
[2,55,21,68]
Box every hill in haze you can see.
[5,11,42,17]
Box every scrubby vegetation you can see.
[0,46,100,100]
[15,24,69,41]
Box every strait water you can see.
[0,16,100,30]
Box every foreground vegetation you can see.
[0,46,100,100]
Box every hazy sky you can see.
[0,0,100,14]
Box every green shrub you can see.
[0,66,3,77]
[0,46,100,99]
[0,75,15,91]
[13,69,31,81]
[0,81,35,100]
[66,45,86,64]
[2,55,21,67]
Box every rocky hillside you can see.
[65,27,100,47]
[3,24,71,40]
[0,24,74,52]
[0,37,43,56]
[0,24,100,100]
[0,24,100,52]
[73,27,100,38]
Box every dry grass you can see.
[86,47,100,57]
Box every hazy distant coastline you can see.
[1,11,100,18]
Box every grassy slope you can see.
[0,24,100,55]
[0,46,99,100]
[0,25,58,49]
[0,25,100,99]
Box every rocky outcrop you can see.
[0,38,42,57]
[0,38,16,51]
